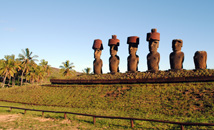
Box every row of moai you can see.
[92,29,207,74]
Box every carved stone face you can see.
[110,45,118,56]
[129,44,138,55]
[172,40,183,52]
[149,40,159,52]
[94,49,102,59]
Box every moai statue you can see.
[127,36,139,72]
[146,28,160,72]
[92,39,103,74]
[108,35,120,74]
[170,39,184,70]
[194,51,207,69]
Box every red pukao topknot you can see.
[92,39,103,50]
[147,28,160,41]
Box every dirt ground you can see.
[0,114,80,130]
[0,114,20,122]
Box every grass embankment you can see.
[70,69,214,80]
[0,83,213,129]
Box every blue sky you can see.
[0,0,213,73]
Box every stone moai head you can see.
[146,29,160,72]
[172,39,183,52]
[108,35,120,56]
[109,35,120,74]
[127,36,140,72]
[194,51,207,69]
[170,39,184,70]
[92,39,103,74]
[92,39,103,59]
[147,28,160,53]
[127,36,139,55]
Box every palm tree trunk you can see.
[12,76,15,87]
[2,72,8,88]
[8,76,11,86]
[21,64,26,86]
[21,71,24,86]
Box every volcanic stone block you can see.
[194,51,207,69]
[108,35,120,46]
[170,39,184,70]
[92,39,103,74]
[127,36,139,72]
[146,28,160,41]
[92,39,103,50]
[147,29,160,72]
[109,35,120,74]
[127,36,139,44]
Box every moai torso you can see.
[92,39,103,74]
[170,52,184,69]
[147,52,160,71]
[170,39,184,70]
[93,58,103,74]
[109,55,119,73]
[146,29,160,72]
[127,36,139,72]
[194,51,207,69]
[128,53,139,72]
[108,35,120,74]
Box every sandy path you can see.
[0,114,20,122]
[0,114,80,130]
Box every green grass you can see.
[1,101,212,130]
[0,82,213,129]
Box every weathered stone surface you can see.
[127,36,139,72]
[170,39,184,70]
[194,51,207,69]
[147,29,160,72]
[127,36,139,44]
[93,39,103,74]
[146,28,160,41]
[109,35,120,74]
[92,39,103,50]
[108,35,120,46]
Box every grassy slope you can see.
[0,83,213,129]
[1,69,213,129]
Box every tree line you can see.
[0,48,51,87]
[0,48,92,88]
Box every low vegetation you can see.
[0,82,213,129]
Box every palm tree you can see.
[59,60,75,77]
[9,55,21,86]
[18,48,38,86]
[24,60,37,83]
[13,60,22,86]
[83,67,91,74]
[35,66,46,83]
[39,59,51,76]
[26,68,35,84]
[25,61,38,84]
[0,55,20,87]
